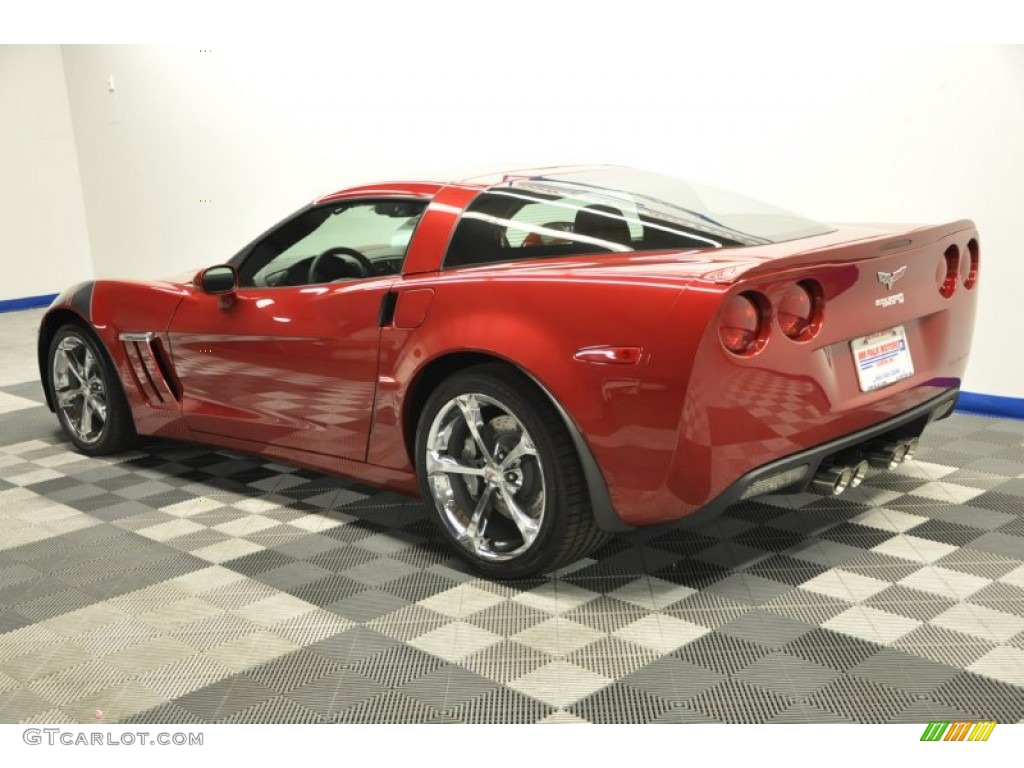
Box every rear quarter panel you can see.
[367,266,693,492]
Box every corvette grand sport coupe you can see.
[39,166,979,577]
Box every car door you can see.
[166,198,428,462]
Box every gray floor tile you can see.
[734,651,841,698]
[717,610,816,648]
[329,589,410,622]
[704,573,794,605]
[968,532,1024,560]
[806,675,919,723]
[286,669,384,715]
[620,655,725,702]
[399,664,499,709]
[568,681,674,723]
[847,647,960,695]
[175,675,278,719]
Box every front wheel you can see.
[415,364,608,578]
[47,323,137,455]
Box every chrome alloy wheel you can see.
[425,393,545,562]
[52,335,108,445]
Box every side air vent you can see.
[119,332,180,408]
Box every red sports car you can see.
[39,166,979,577]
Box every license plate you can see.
[850,325,915,392]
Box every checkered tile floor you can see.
[2,347,1024,722]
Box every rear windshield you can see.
[444,167,834,269]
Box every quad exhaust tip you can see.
[867,441,909,471]
[849,460,869,489]
[811,465,855,496]
[811,439,916,496]
[904,437,920,460]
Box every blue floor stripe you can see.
[0,294,58,313]
[956,391,1024,420]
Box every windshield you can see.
[444,166,834,269]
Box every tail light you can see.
[778,280,823,341]
[964,239,979,289]
[720,291,769,356]
[938,245,958,298]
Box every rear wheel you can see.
[415,364,608,578]
[47,323,137,455]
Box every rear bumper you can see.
[661,386,958,528]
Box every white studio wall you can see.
[45,45,1024,399]
[0,45,93,302]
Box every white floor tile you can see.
[609,577,697,610]
[418,584,506,619]
[408,621,502,662]
[191,539,265,564]
[167,566,250,595]
[508,660,611,708]
[160,498,226,517]
[613,614,710,653]
[230,593,318,627]
[286,514,344,532]
[898,566,991,600]
[513,617,605,656]
[997,564,1024,590]
[892,461,958,480]
[137,518,208,542]
[851,507,928,533]
[931,603,1024,644]
[824,605,922,645]
[0,391,40,415]
[968,645,1024,687]
[801,569,890,603]
[512,582,600,615]
[213,514,280,537]
[911,481,986,504]
[872,534,958,564]
[203,629,300,671]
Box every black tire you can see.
[415,363,609,578]
[46,323,138,455]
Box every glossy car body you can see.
[39,165,979,574]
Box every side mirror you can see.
[195,265,238,308]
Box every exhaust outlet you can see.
[849,460,870,489]
[811,465,855,496]
[903,437,920,461]
[867,442,908,470]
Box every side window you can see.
[506,200,643,248]
[238,200,426,288]
[444,183,743,270]
[444,190,644,269]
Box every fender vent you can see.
[120,332,180,407]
